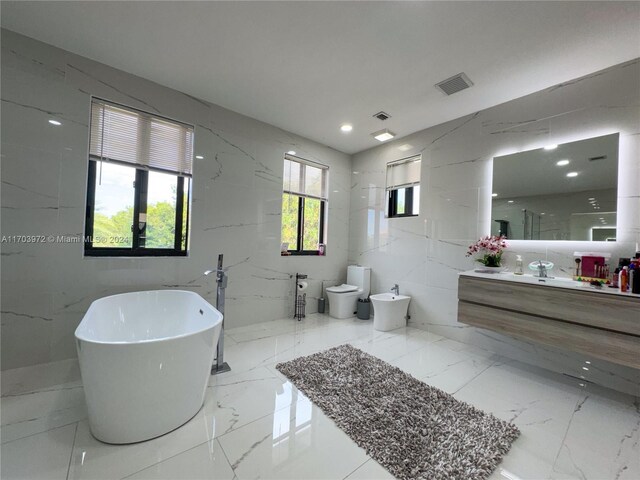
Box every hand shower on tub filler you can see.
[295,273,308,321]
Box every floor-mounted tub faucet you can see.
[391,284,400,295]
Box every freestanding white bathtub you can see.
[75,290,223,444]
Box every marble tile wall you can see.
[1,29,352,370]
[348,59,640,395]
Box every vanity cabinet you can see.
[457,273,640,369]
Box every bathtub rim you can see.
[75,289,222,346]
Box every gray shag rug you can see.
[276,344,519,480]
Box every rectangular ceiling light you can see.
[372,128,396,142]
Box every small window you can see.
[281,155,328,255]
[386,155,421,218]
[84,99,193,256]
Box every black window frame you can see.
[281,155,328,256]
[285,194,326,256]
[84,160,191,257]
[388,186,419,218]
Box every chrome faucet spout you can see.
[537,261,548,278]
[391,284,400,295]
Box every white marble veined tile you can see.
[454,360,591,480]
[388,339,498,394]
[347,327,443,363]
[69,367,294,479]
[1,380,86,443]
[344,459,395,480]
[123,439,235,480]
[2,314,639,480]
[1,423,77,480]
[550,387,640,480]
[217,401,369,480]
[1,358,81,396]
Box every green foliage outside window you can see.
[281,193,322,252]
[93,201,180,248]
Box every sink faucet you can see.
[391,284,400,295]
[536,261,548,278]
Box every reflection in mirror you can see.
[491,133,619,241]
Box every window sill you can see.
[282,251,324,256]
[84,248,188,257]
[387,214,419,219]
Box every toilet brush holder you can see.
[318,297,325,313]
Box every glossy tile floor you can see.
[2,313,639,480]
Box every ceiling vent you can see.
[435,72,474,96]
[588,155,607,162]
[373,111,391,121]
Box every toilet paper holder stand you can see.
[294,273,307,321]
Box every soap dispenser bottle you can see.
[515,255,524,275]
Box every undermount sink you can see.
[370,293,411,332]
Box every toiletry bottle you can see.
[632,263,640,294]
[620,266,629,292]
[515,255,524,275]
[629,263,636,293]
[611,267,619,288]
[633,267,640,294]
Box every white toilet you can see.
[326,265,370,319]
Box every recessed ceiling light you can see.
[492,193,498,197]
[588,197,595,201]
[508,200,514,203]
[340,124,353,133]
[598,218,604,220]
[556,159,570,166]
[48,119,62,126]
[540,212,546,215]
[287,150,296,155]
[371,129,395,142]
[544,144,557,150]
[195,155,204,159]
[566,171,579,177]
[398,144,413,151]
[582,367,589,371]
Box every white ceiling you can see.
[2,1,639,155]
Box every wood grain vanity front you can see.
[458,275,640,369]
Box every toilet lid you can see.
[326,284,359,293]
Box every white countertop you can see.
[460,270,640,299]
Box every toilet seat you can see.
[326,284,358,294]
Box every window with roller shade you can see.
[386,155,421,218]
[281,155,328,255]
[84,98,194,256]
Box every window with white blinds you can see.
[386,155,421,191]
[89,99,194,176]
[281,154,328,254]
[386,155,421,218]
[283,154,328,201]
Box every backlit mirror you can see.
[491,133,619,241]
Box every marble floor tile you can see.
[1,358,81,396]
[123,439,235,480]
[1,381,86,443]
[1,313,638,480]
[388,339,497,393]
[1,423,77,480]
[344,459,395,480]
[549,387,640,480]
[454,361,603,480]
[217,400,369,479]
